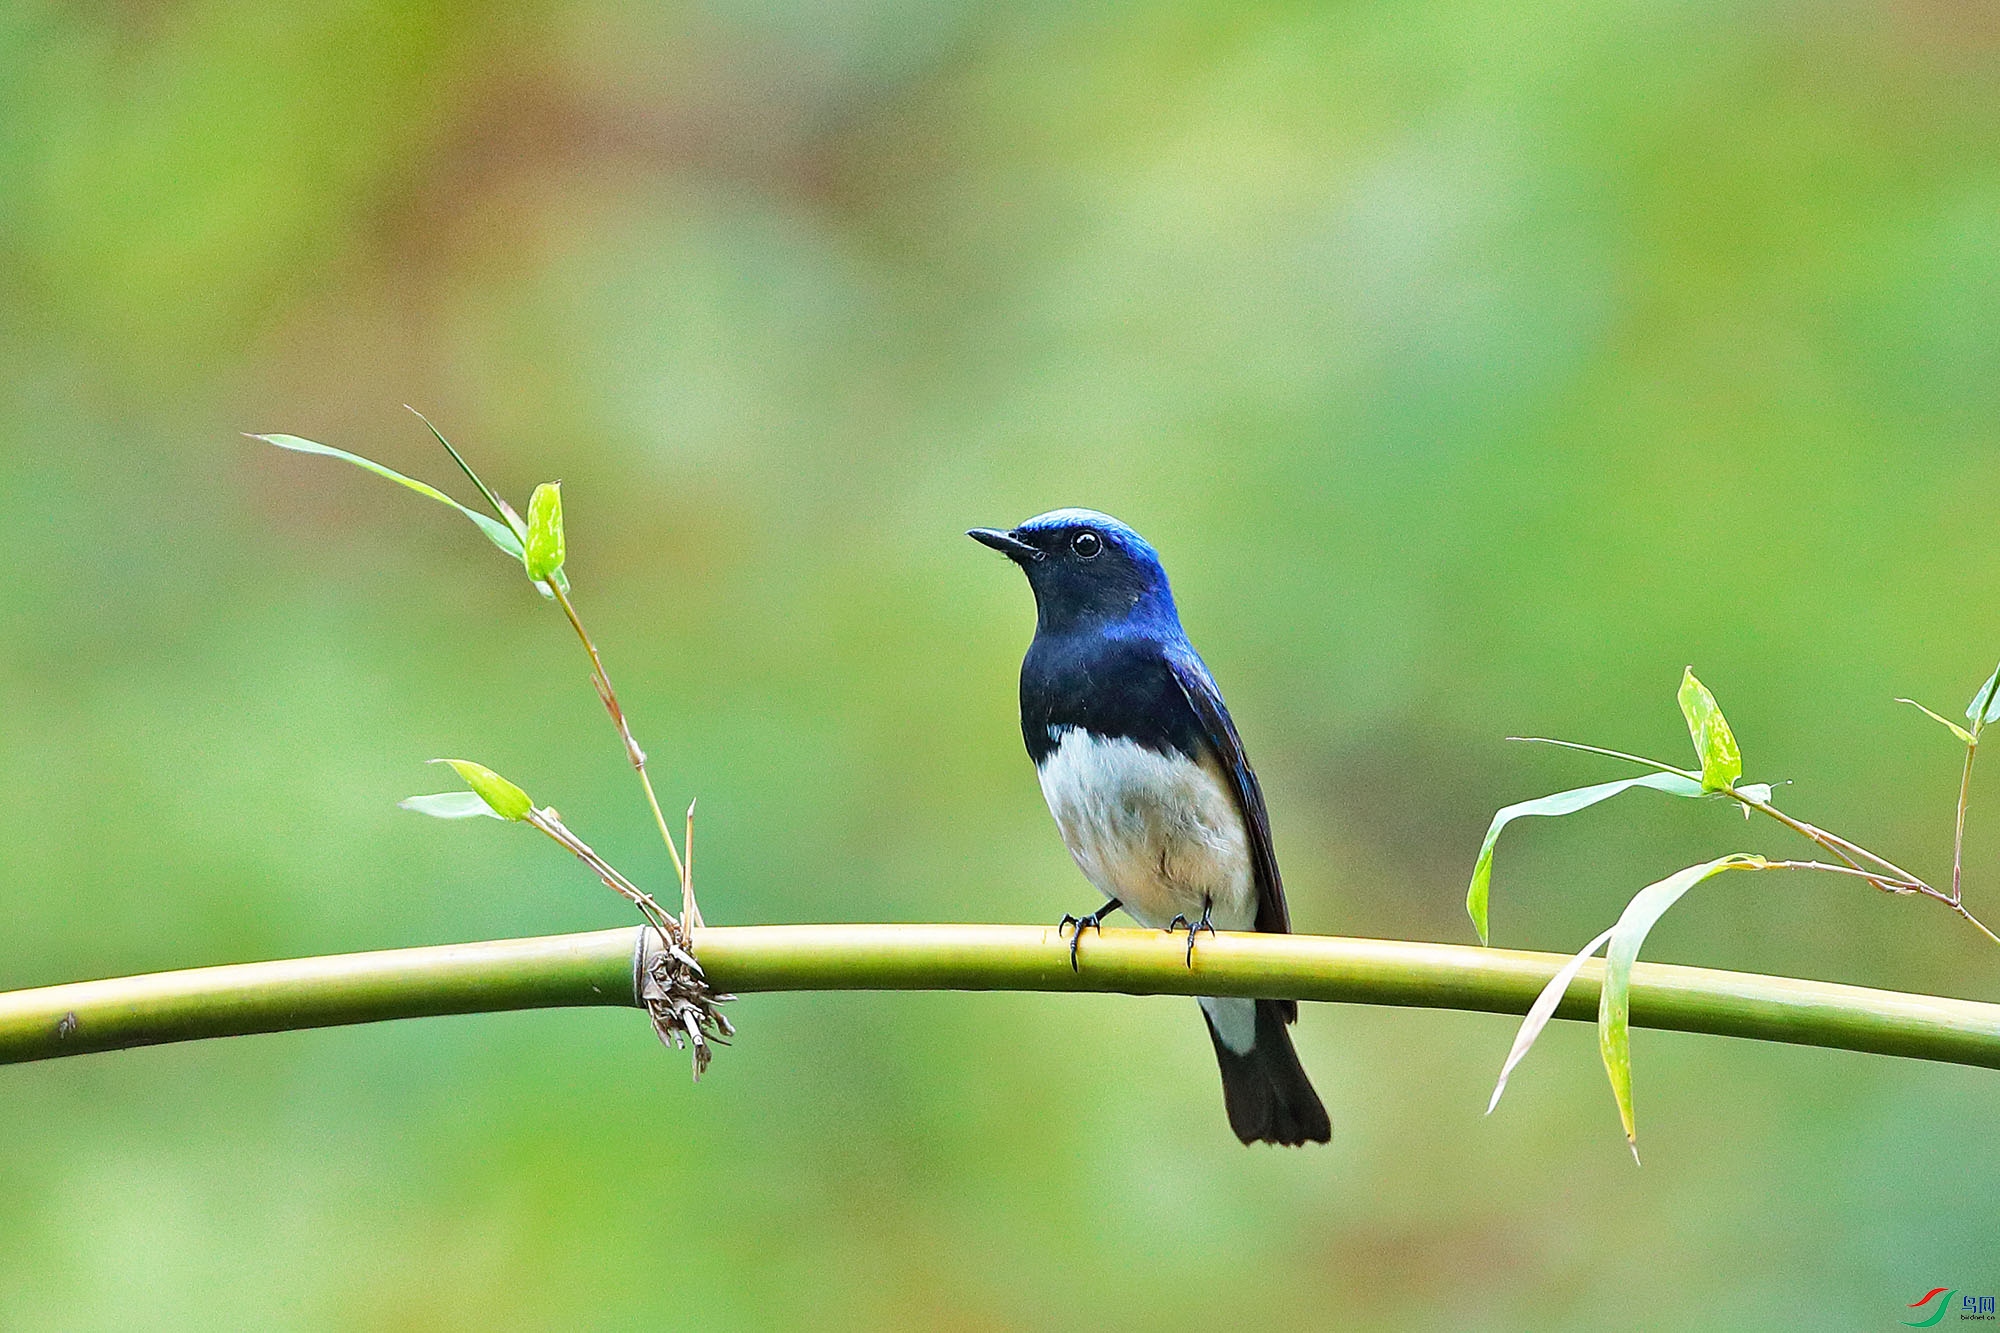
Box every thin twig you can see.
[1718,792,2000,942]
[1951,903,2000,947]
[682,799,702,934]
[1729,793,1919,887]
[1761,860,1926,890]
[545,580,688,887]
[525,808,681,945]
[1953,741,1977,906]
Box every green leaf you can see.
[1486,925,1615,1115]
[1676,668,1743,791]
[399,791,505,820]
[1599,854,1763,1160]
[1507,736,1698,781]
[1465,772,1704,945]
[429,758,534,822]
[252,434,526,562]
[1967,664,2000,732]
[406,406,518,537]
[1897,697,1976,747]
[525,482,565,582]
[1728,782,1773,816]
[256,430,569,598]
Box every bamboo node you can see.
[637,927,735,1079]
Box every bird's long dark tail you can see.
[1200,997,1330,1146]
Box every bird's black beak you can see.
[967,527,1042,562]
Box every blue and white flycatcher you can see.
[970,509,1329,1146]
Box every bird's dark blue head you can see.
[969,508,1181,636]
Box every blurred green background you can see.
[3,0,1998,1326]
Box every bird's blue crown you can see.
[990,508,1180,636]
[1013,508,1159,563]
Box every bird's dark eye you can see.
[1070,530,1103,559]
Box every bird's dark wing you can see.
[1166,648,1291,943]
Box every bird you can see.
[969,509,1330,1146]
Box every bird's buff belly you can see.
[1034,728,1256,929]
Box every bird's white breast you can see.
[1033,727,1256,933]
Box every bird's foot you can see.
[1164,901,1217,968]
[1058,901,1119,971]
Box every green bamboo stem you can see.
[3,924,1998,1070]
[0,930,639,1063]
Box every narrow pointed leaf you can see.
[252,434,526,561]
[1676,668,1743,791]
[257,430,567,596]
[1897,698,1975,746]
[1507,737,1698,781]
[525,482,565,582]
[1487,925,1615,1114]
[429,758,533,822]
[1599,855,1762,1158]
[1465,772,1704,944]
[407,407,515,535]
[399,791,504,820]
[1967,664,2000,730]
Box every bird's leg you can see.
[1057,897,1123,971]
[1165,897,1217,968]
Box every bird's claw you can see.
[1058,911,1107,971]
[1165,905,1217,968]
